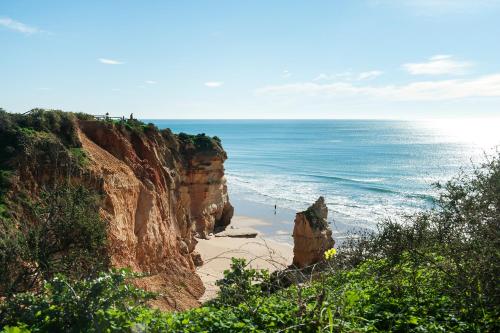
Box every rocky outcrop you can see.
[178,136,234,239]
[292,197,334,268]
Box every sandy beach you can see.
[196,215,293,302]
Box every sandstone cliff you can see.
[0,111,233,310]
[292,197,335,268]
[177,134,234,239]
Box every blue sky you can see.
[1,0,500,119]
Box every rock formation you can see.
[0,112,233,310]
[178,137,234,239]
[292,197,335,268]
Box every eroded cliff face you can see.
[292,197,335,268]
[75,120,233,309]
[179,145,234,239]
[1,113,233,310]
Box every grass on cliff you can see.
[1,153,499,332]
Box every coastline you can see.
[196,215,293,302]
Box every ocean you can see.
[150,119,500,242]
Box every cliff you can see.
[0,110,233,310]
[292,197,335,268]
[177,133,234,238]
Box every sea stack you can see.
[292,196,335,268]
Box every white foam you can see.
[227,171,426,232]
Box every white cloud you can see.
[314,72,352,81]
[282,70,292,78]
[0,17,40,35]
[204,81,223,88]
[358,70,384,80]
[256,74,500,101]
[99,58,125,65]
[145,80,157,84]
[403,55,473,75]
[313,70,382,81]
[313,73,331,81]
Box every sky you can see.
[1,0,500,119]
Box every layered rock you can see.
[178,136,234,239]
[1,112,233,310]
[77,122,233,309]
[292,197,334,268]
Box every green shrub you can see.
[74,112,95,121]
[315,254,498,332]
[68,148,89,167]
[0,170,13,215]
[212,258,270,307]
[177,132,221,151]
[12,109,80,147]
[0,184,108,295]
[118,118,152,134]
[0,109,83,173]
[4,255,495,332]
[0,270,156,333]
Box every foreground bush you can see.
[0,268,306,332]
[2,254,496,332]
[0,184,108,295]
[0,270,156,333]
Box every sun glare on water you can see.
[421,118,500,149]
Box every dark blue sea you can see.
[149,119,499,240]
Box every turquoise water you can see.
[150,119,499,238]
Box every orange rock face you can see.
[179,145,234,239]
[75,120,232,310]
[292,197,335,268]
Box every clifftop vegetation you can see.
[0,109,84,221]
[176,132,225,157]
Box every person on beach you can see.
[274,204,277,214]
